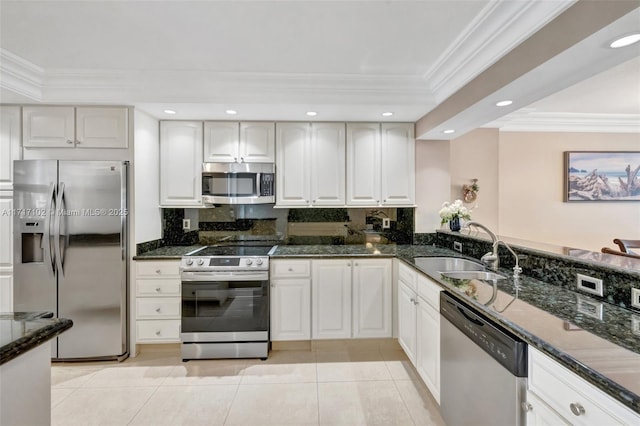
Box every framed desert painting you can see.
[564,151,640,201]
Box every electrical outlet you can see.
[454,241,462,252]
[576,295,603,320]
[631,288,640,309]
[576,273,603,297]
[182,219,190,230]
[632,316,640,336]
[382,218,390,229]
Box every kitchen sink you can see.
[413,257,485,274]
[439,271,506,281]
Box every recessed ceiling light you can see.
[610,33,640,48]
[163,109,176,115]
[306,111,317,116]
[443,129,455,134]
[225,110,237,115]
[495,100,513,107]
[382,112,393,117]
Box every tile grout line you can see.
[125,384,163,426]
[221,382,242,425]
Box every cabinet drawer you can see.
[135,261,180,278]
[271,260,311,278]
[528,347,638,425]
[136,279,180,297]
[417,274,441,310]
[136,320,181,342]
[398,261,416,291]
[136,297,181,319]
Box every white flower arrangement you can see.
[438,199,472,225]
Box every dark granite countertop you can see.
[0,312,73,365]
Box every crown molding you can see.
[485,111,640,133]
[0,49,43,100]
[424,0,576,103]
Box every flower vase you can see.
[449,217,461,232]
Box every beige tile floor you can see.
[51,341,446,426]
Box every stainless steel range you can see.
[180,242,276,360]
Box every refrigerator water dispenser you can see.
[20,219,44,263]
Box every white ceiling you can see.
[0,0,638,135]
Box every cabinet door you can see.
[310,122,345,206]
[275,122,310,207]
[23,106,75,148]
[346,123,381,206]
[381,123,414,206]
[0,106,21,191]
[75,107,128,148]
[417,296,441,404]
[525,391,571,426]
[203,122,238,163]
[240,122,275,163]
[352,259,391,338]
[312,259,352,339]
[160,121,203,206]
[270,278,311,341]
[0,193,12,312]
[398,280,417,364]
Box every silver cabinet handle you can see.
[75,140,81,144]
[66,139,74,144]
[234,157,238,162]
[155,269,161,274]
[569,403,585,416]
[288,268,293,272]
[155,330,161,336]
[521,402,533,412]
[240,157,244,162]
[155,307,161,313]
[155,287,161,292]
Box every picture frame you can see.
[564,151,640,202]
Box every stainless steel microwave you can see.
[202,162,275,205]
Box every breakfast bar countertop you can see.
[0,312,73,365]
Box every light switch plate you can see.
[453,241,462,252]
[631,288,640,309]
[382,218,390,229]
[576,295,603,320]
[576,273,603,297]
[182,219,191,230]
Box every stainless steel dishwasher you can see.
[440,292,528,426]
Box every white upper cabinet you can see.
[204,121,274,163]
[23,106,128,149]
[346,122,415,207]
[381,123,415,205]
[240,122,275,163]
[276,122,345,207]
[346,123,381,206]
[0,106,21,191]
[159,121,203,207]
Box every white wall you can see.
[498,131,640,252]
[133,110,162,243]
[415,129,640,252]
[450,128,499,231]
[414,139,450,233]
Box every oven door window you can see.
[182,279,268,333]
[203,173,257,197]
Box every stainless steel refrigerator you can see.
[13,160,128,361]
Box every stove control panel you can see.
[180,256,269,271]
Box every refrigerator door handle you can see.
[43,182,56,276]
[54,182,68,278]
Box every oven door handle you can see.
[181,271,269,282]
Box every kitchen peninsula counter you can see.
[1,312,73,426]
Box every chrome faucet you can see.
[463,221,522,278]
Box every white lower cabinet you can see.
[312,258,392,339]
[275,258,392,340]
[270,260,311,341]
[527,346,640,425]
[312,259,353,339]
[397,260,441,404]
[134,260,181,343]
